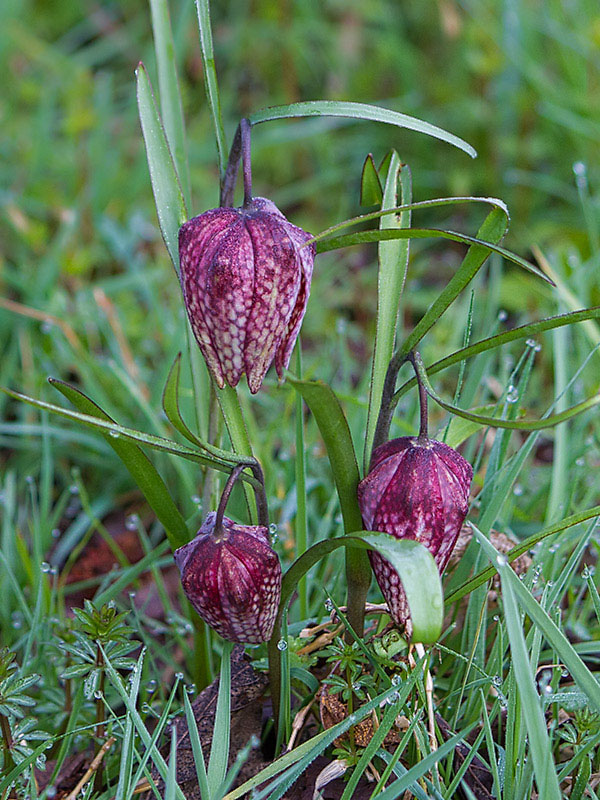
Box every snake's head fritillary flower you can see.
[358,437,472,631]
[174,513,281,644]
[179,197,315,394]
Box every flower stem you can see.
[0,713,14,773]
[220,117,252,208]
[408,351,429,441]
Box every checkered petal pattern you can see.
[174,513,282,644]
[358,437,472,631]
[179,198,315,394]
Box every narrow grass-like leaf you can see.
[116,649,146,800]
[294,345,308,619]
[374,726,476,800]
[419,360,600,431]
[183,690,210,800]
[162,354,256,465]
[194,0,227,175]
[472,526,600,711]
[165,725,178,800]
[136,62,187,270]
[394,307,600,403]
[446,504,600,604]
[317,226,551,284]
[307,195,509,246]
[44,378,189,549]
[102,650,187,800]
[149,0,190,206]
[207,641,233,795]
[364,154,411,470]
[248,101,477,158]
[394,207,509,365]
[499,576,560,797]
[2,384,256,481]
[340,699,402,800]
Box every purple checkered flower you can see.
[174,513,281,644]
[179,197,315,394]
[358,437,472,631]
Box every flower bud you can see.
[174,513,282,644]
[179,198,315,393]
[358,437,472,630]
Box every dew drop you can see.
[498,310,508,322]
[269,523,278,535]
[250,733,260,749]
[51,527,60,539]
[496,554,508,567]
[352,682,361,692]
[11,612,22,630]
[175,672,184,680]
[493,614,500,622]
[386,691,400,705]
[582,566,593,579]
[513,484,523,496]
[391,674,402,686]
[125,514,139,531]
[191,495,201,505]
[573,160,586,177]
[277,638,288,652]
[492,675,503,688]
[185,683,196,695]
[25,475,34,485]
[41,561,51,573]
[128,591,136,600]
[146,680,157,693]
[69,484,79,494]
[46,787,57,799]
[575,457,585,467]
[324,598,334,612]
[506,386,519,403]
[94,690,103,699]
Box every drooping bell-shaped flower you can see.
[179,196,315,393]
[174,512,281,644]
[358,436,472,630]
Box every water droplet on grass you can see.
[277,639,288,651]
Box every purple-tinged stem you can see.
[408,351,429,442]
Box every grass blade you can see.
[207,641,233,795]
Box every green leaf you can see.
[394,207,510,363]
[394,306,600,403]
[364,155,411,470]
[416,357,600,431]
[287,376,362,533]
[472,526,600,712]
[149,0,191,206]
[360,153,383,205]
[248,101,477,158]
[162,354,256,467]
[136,62,187,271]
[194,0,228,176]
[279,532,443,645]
[440,405,498,448]
[307,195,509,247]
[49,379,188,550]
[207,641,233,796]
[316,225,552,284]
[183,690,210,800]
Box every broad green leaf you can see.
[149,0,191,206]
[279,532,444,645]
[360,153,383,205]
[364,155,411,471]
[394,306,600,403]
[472,526,600,712]
[317,225,551,284]
[287,375,370,634]
[48,379,188,550]
[287,376,362,533]
[136,62,187,271]
[248,101,477,158]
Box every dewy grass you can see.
[1,0,600,797]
